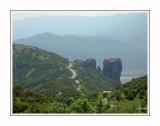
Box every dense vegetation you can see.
[13,85,51,113]
[13,76,147,113]
[13,44,147,113]
[13,44,116,101]
[13,44,70,88]
[104,76,147,113]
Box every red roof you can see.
[106,58,111,61]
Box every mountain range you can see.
[13,13,147,40]
[12,12,148,114]
[14,32,147,73]
[13,13,147,74]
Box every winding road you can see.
[67,63,77,79]
[67,63,81,92]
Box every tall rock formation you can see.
[103,58,122,84]
[83,58,96,69]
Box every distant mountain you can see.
[13,13,147,40]
[99,13,147,53]
[13,44,116,101]
[14,32,147,72]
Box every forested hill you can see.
[13,44,70,88]
[13,44,116,102]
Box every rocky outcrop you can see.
[103,58,122,84]
[83,58,96,69]
[73,60,84,67]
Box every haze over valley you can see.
[13,12,147,82]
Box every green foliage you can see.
[13,44,70,88]
[13,44,147,114]
[13,44,116,102]
[13,76,147,113]
[49,102,68,113]
[111,76,147,102]
[70,98,94,113]
[96,93,103,113]
[13,85,51,113]
[13,44,82,101]
[103,76,148,113]
[72,62,117,95]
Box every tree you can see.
[96,93,103,113]
[13,85,24,97]
[82,99,91,113]
[70,98,93,113]
[127,90,135,100]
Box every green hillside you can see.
[13,76,147,113]
[13,44,147,114]
[103,76,147,113]
[13,44,82,102]
[13,44,70,88]
[13,44,116,103]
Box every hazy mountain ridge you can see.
[14,32,147,72]
[13,13,147,40]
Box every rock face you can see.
[73,60,84,67]
[103,58,122,84]
[83,58,96,69]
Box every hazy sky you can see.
[12,11,143,21]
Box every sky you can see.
[12,11,143,21]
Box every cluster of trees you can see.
[13,85,110,113]
[13,85,51,113]
[13,76,147,113]
[103,76,147,113]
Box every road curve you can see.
[67,63,77,79]
[67,63,81,92]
